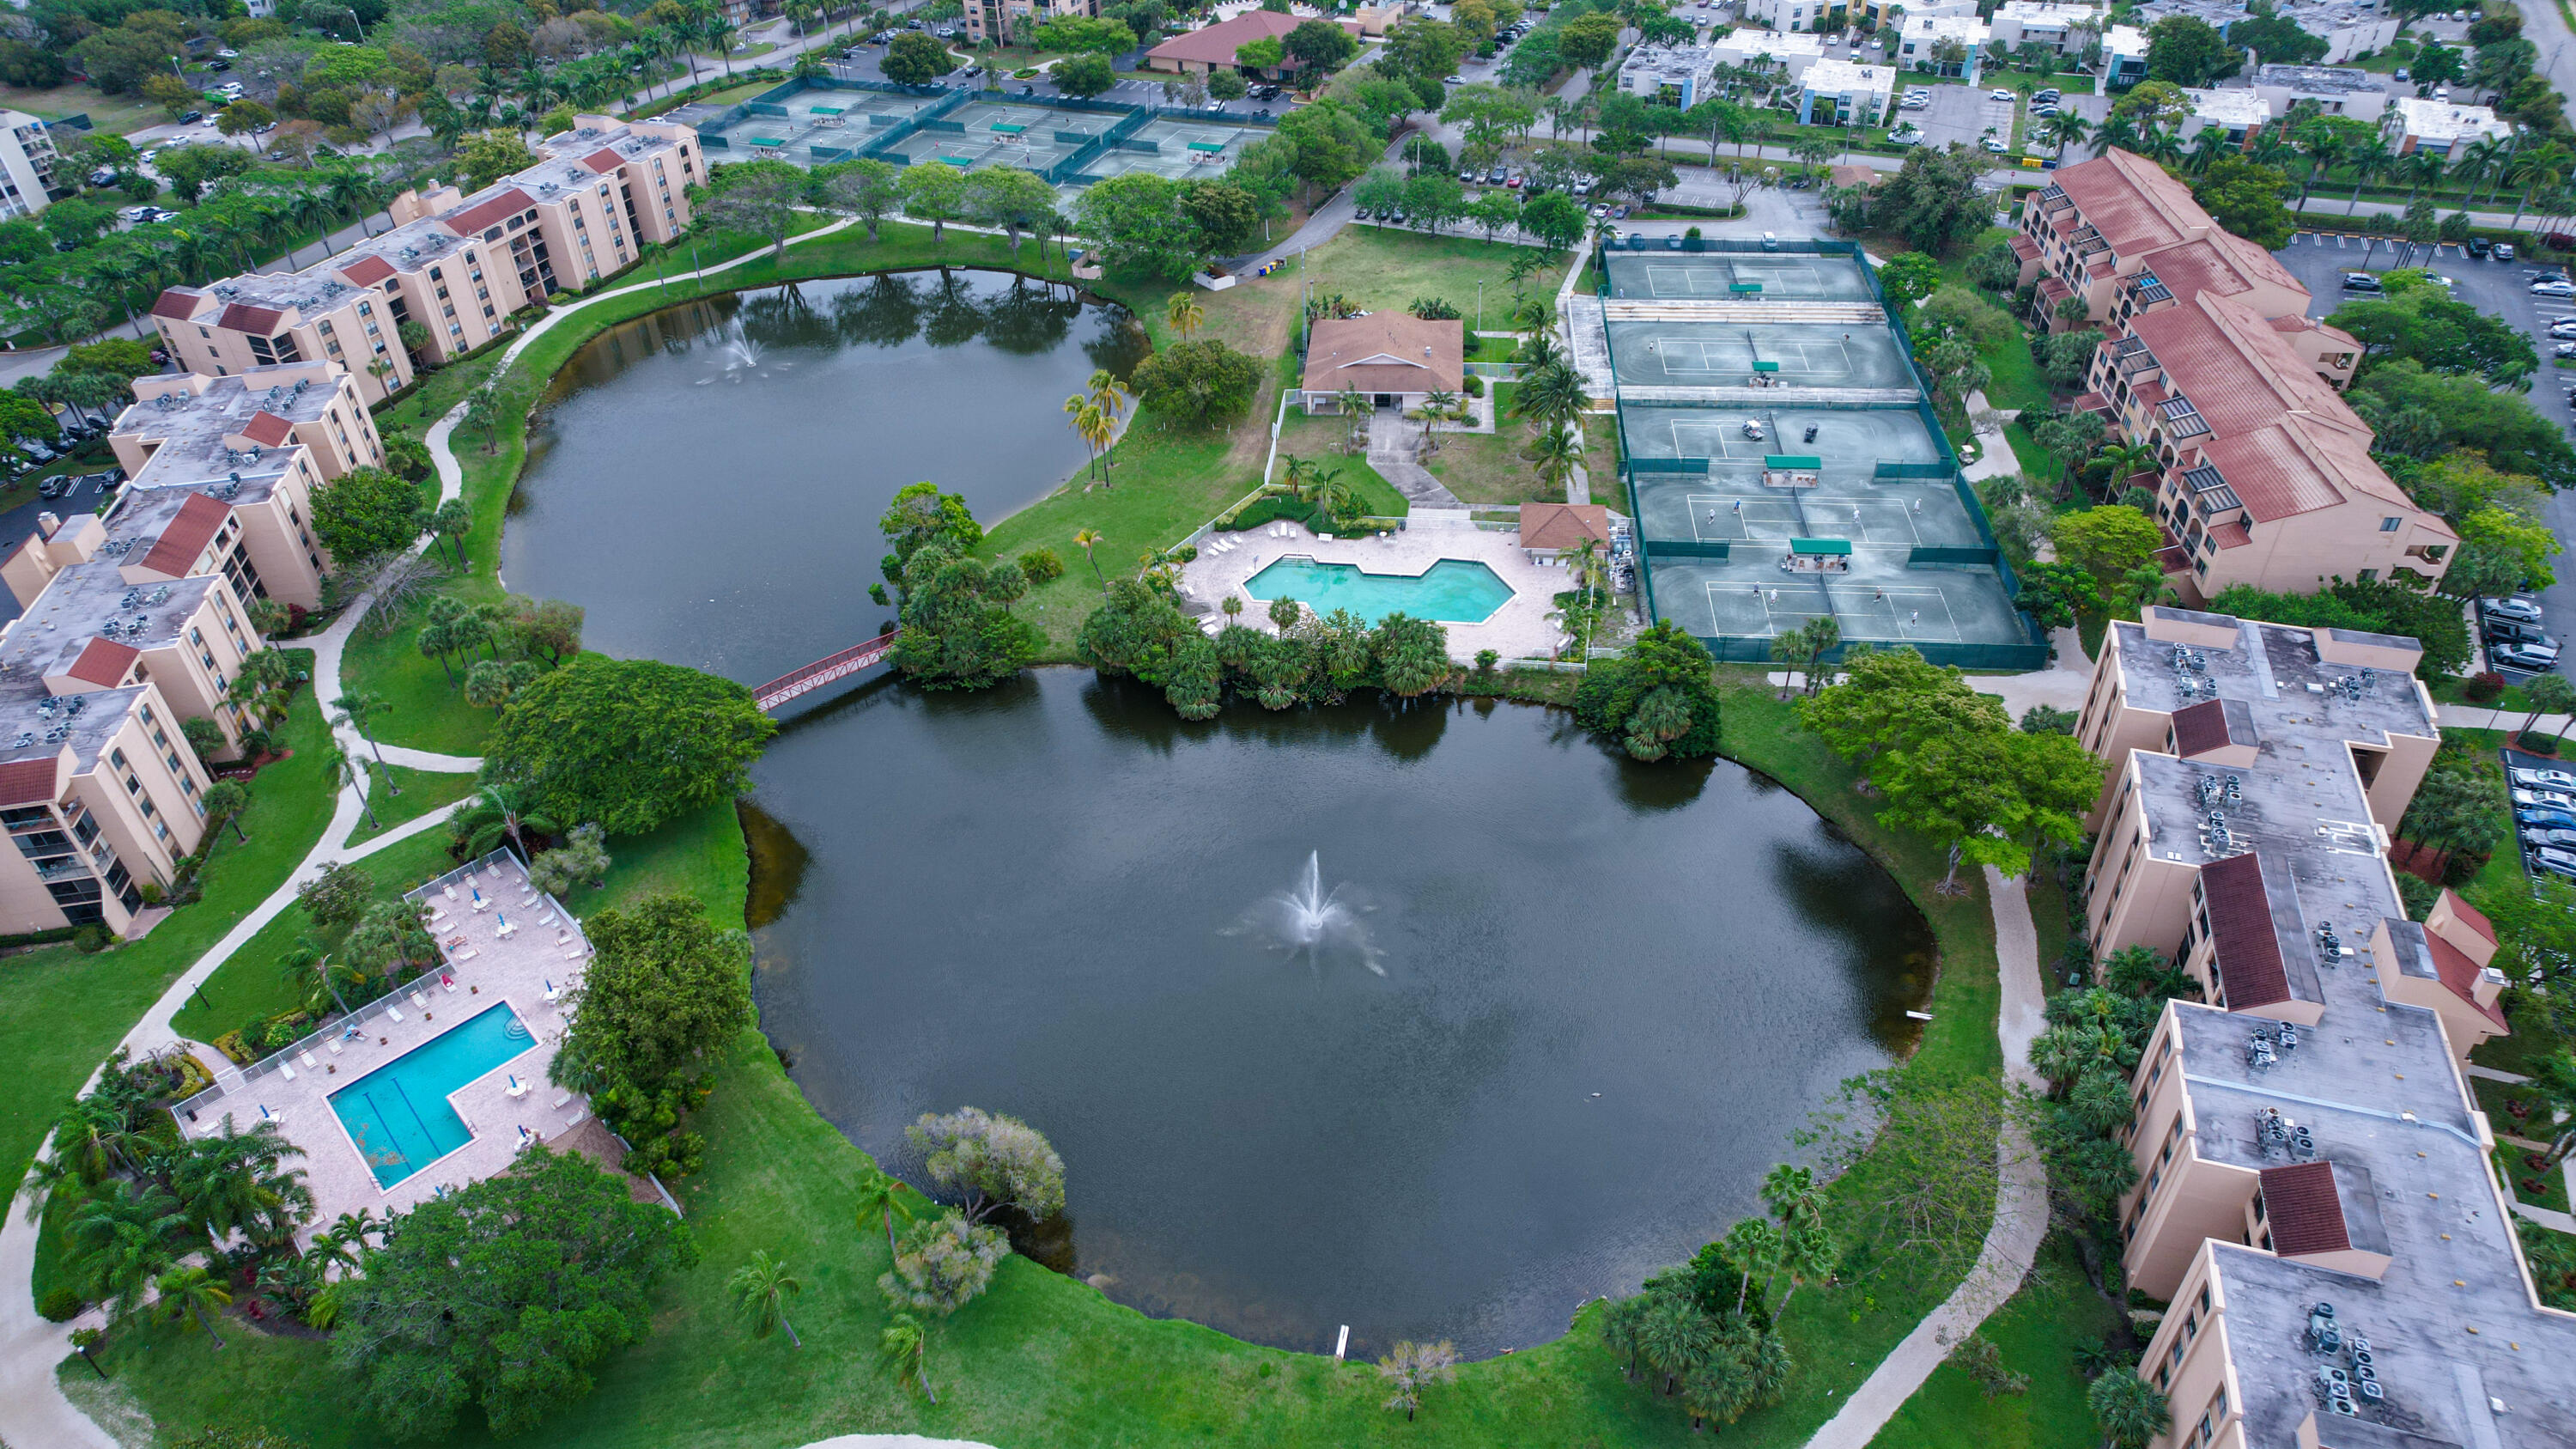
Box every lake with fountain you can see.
[504,268,1937,1360]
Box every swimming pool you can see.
[328,1002,538,1187]
[1242,557,1514,625]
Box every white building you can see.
[2246,62,2393,122]
[1799,58,1895,125]
[0,110,61,221]
[2103,22,2149,86]
[1709,28,1828,83]
[2133,0,2398,67]
[1617,42,1720,108]
[1736,0,1835,32]
[2179,86,2273,143]
[1989,1,2105,55]
[1898,14,1991,76]
[2385,95,2513,158]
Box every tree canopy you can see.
[309,466,428,566]
[1571,622,1722,761]
[890,539,1042,690]
[1129,338,1263,427]
[2327,269,2538,387]
[483,656,775,835]
[557,893,756,1099]
[329,1147,696,1440]
[2189,156,2297,250]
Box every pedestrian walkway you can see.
[1804,864,2050,1449]
[1364,410,1462,508]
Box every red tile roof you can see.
[1146,10,1356,64]
[2259,1160,2351,1257]
[2050,149,2202,259]
[337,254,395,287]
[0,757,59,809]
[2439,889,2495,943]
[237,411,295,447]
[1303,314,1464,396]
[149,288,207,321]
[581,147,626,174]
[2209,520,2253,550]
[1521,502,1612,551]
[2423,931,2509,1030]
[137,493,232,579]
[217,301,287,334]
[2199,852,2290,1009]
[444,187,536,236]
[64,636,140,688]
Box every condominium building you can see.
[1736,0,1836,33]
[1897,14,1990,76]
[1618,41,1722,108]
[2179,87,2275,147]
[962,0,1097,46]
[150,117,701,405]
[0,109,62,221]
[2084,289,2453,600]
[2133,0,2398,65]
[2015,149,2318,334]
[2104,22,2150,86]
[2247,64,2395,124]
[1708,29,1829,82]
[1988,1,2105,54]
[1799,58,1894,126]
[2069,606,2575,1449]
[2384,96,2514,160]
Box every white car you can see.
[2533,278,2575,297]
[2487,596,2547,623]
[1984,138,2009,153]
[1990,88,2013,100]
[2511,767,2576,791]
[2513,788,2576,810]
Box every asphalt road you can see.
[2270,229,2576,680]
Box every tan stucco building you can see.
[151,117,702,405]
[1299,314,1465,412]
[2058,605,2576,1449]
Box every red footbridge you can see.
[753,630,901,712]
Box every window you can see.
[2380,516,2403,532]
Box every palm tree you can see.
[879,1312,939,1403]
[1527,422,1583,500]
[1279,453,1315,499]
[2505,142,2572,231]
[1723,1217,1783,1312]
[1165,291,1205,339]
[1771,1217,1838,1314]
[728,1249,804,1347]
[68,1178,185,1320]
[1637,1291,1716,1395]
[1072,528,1106,590]
[2138,125,2184,169]
[1087,370,1128,424]
[1376,1340,1458,1422]
[1078,402,1118,489]
[452,781,558,859]
[329,692,398,785]
[2343,135,2391,210]
[1064,394,1103,482]
[170,1121,309,1249]
[2088,1368,2172,1449]
[2095,440,2160,502]
[2042,111,2091,161]
[157,1264,234,1349]
[1759,1163,1826,1227]
[855,1163,917,1258]
[202,779,252,846]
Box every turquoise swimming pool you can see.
[1242,557,1514,625]
[328,1002,537,1187]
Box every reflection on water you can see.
[748,671,1935,1360]
[501,270,1144,685]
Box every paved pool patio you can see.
[1178,514,1579,662]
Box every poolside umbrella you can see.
[495,910,510,932]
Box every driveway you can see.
[1909,82,2013,155]
[2272,230,2576,684]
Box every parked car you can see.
[2495,242,2517,261]
[2467,236,2493,257]
[1741,419,1766,441]
[178,110,202,124]
[2494,644,2563,673]
[2341,271,2384,291]
[2487,597,2547,623]
[2516,807,2576,831]
[2488,618,2556,647]
[1989,88,2013,100]
[2534,277,2575,297]
[2559,341,2576,358]
[2551,321,2576,339]
[1983,138,2009,153]
[2525,826,2576,848]
[2534,849,2576,880]
[1486,166,1508,184]
[1608,204,1628,218]
[2512,766,2576,790]
[2512,788,2576,809]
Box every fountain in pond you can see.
[698,332,783,383]
[1250,849,1382,976]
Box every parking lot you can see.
[2270,230,2576,683]
[2500,746,2576,888]
[1902,82,2021,155]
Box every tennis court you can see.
[884,99,1096,174]
[1642,557,2022,647]
[1624,404,1946,467]
[1607,320,1916,390]
[1602,251,1880,301]
[718,91,942,164]
[1082,114,1273,181]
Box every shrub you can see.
[37,1287,85,1322]
[1222,495,1323,533]
[2517,730,2559,756]
[1018,547,1066,585]
[213,1030,252,1063]
[1463,374,1484,397]
[72,925,110,953]
[2465,672,2506,703]
[1173,544,1199,563]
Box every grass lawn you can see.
[1869,1233,2123,1449]
[88,671,2026,1448]
[345,762,483,846]
[1290,228,1568,327]
[0,82,163,134]
[2495,1143,2572,1214]
[0,671,334,1190]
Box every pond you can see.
[502,271,1936,1361]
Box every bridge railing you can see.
[754,631,901,707]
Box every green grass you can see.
[0,81,164,134]
[0,672,335,1190]
[1868,1233,2122,1449]
[345,762,483,846]
[2495,1144,2572,1214]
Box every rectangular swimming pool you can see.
[327,1002,537,1188]
[1242,557,1513,625]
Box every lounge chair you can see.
[325,1038,343,1056]
[410,990,428,1009]
[552,1089,574,1109]
[455,947,479,961]
[563,1107,589,1128]
[386,1005,405,1023]
[301,1050,320,1070]
[440,973,459,993]
[277,1062,295,1081]
[565,947,587,962]
[442,885,458,900]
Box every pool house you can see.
[169,851,666,1233]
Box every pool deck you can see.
[173,851,627,1235]
[1177,514,1577,662]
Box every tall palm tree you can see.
[1072,528,1106,590]
[1279,453,1315,500]
[1527,421,1583,500]
[1637,1291,1716,1395]
[2138,125,2184,169]
[1078,404,1118,488]
[728,1250,804,1347]
[1087,370,1128,424]
[880,1312,938,1403]
[1064,394,1103,482]
[854,1164,917,1257]
[170,1122,309,1249]
[2506,142,2572,231]
[157,1264,234,1349]
[1165,291,1205,339]
[331,691,398,783]
[2043,110,2091,161]
[2343,135,2391,210]
[2088,1368,2172,1449]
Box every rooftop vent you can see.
[2315,924,2343,966]
[2306,1301,2340,1354]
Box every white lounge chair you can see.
[563,1107,589,1128]
[455,947,479,961]
[442,885,458,900]
[301,1050,320,1070]
[552,1089,574,1109]
[325,1037,343,1056]
[410,990,428,1009]
[277,1062,295,1081]
[386,1005,404,1023]
[564,947,586,961]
